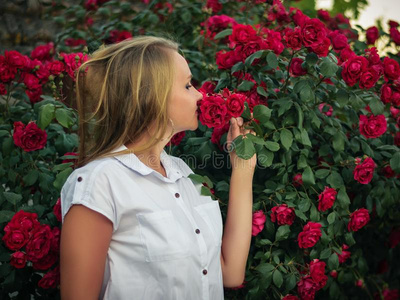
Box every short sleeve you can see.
[60,161,118,232]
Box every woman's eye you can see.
[186,84,192,90]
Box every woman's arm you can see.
[60,205,113,300]
[220,117,257,287]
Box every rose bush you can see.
[0,0,399,299]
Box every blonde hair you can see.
[75,35,180,168]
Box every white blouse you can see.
[61,144,224,300]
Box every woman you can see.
[60,35,257,300]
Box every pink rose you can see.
[252,210,266,236]
[348,208,370,232]
[318,103,333,116]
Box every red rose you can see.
[393,92,400,106]
[107,30,132,44]
[205,0,222,14]
[53,198,61,222]
[366,26,379,44]
[51,227,61,253]
[389,20,399,28]
[166,131,186,146]
[359,69,380,89]
[61,152,78,167]
[318,103,333,116]
[270,204,295,226]
[380,289,399,300]
[229,24,258,47]
[199,81,217,95]
[23,73,40,90]
[260,28,284,55]
[297,222,322,248]
[10,251,27,269]
[26,224,54,262]
[330,270,338,278]
[359,114,387,139]
[36,65,50,83]
[235,39,268,63]
[356,279,364,288]
[383,57,400,82]
[283,27,302,50]
[0,83,6,95]
[389,227,400,248]
[0,56,17,82]
[33,250,58,270]
[252,210,266,236]
[390,27,400,46]
[30,43,54,62]
[395,132,400,147]
[283,295,300,300]
[338,46,356,65]
[199,94,228,129]
[341,56,369,87]
[13,121,47,152]
[381,84,393,104]
[291,8,310,27]
[226,93,246,118]
[5,50,26,69]
[38,266,60,289]
[309,259,327,290]
[6,210,40,233]
[2,228,29,251]
[353,157,376,184]
[317,186,337,211]
[289,58,307,77]
[382,165,396,178]
[301,18,327,48]
[317,9,330,21]
[48,61,65,75]
[211,123,230,150]
[328,30,348,51]
[293,173,303,187]
[215,50,240,70]
[348,208,370,232]
[26,86,43,104]
[337,244,351,263]
[60,52,89,80]
[297,275,318,300]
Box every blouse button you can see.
[175,193,180,198]
[202,269,208,275]
[77,176,83,182]
[195,229,200,234]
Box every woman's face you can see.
[168,51,203,133]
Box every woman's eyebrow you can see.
[187,74,193,79]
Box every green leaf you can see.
[256,86,268,98]
[235,136,256,160]
[275,225,290,241]
[302,166,315,185]
[53,167,73,191]
[300,85,314,102]
[38,103,55,129]
[369,97,384,115]
[0,211,15,223]
[300,129,312,147]
[305,52,319,65]
[0,130,9,138]
[256,263,275,276]
[258,147,274,168]
[297,155,308,169]
[332,132,345,152]
[337,89,348,107]
[237,80,255,92]
[320,57,339,78]
[213,28,232,40]
[273,270,283,288]
[315,169,330,179]
[22,169,39,186]
[326,171,344,189]
[280,129,293,151]
[55,108,74,129]
[4,192,22,205]
[286,273,297,290]
[253,105,272,124]
[245,50,265,67]
[267,52,278,69]
[320,248,332,260]
[337,187,350,208]
[310,205,320,221]
[390,152,400,173]
[265,141,280,152]
[327,212,336,224]
[294,102,304,130]
[328,253,339,270]
[345,232,356,246]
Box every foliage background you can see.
[0,0,399,299]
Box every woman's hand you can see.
[226,114,257,172]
